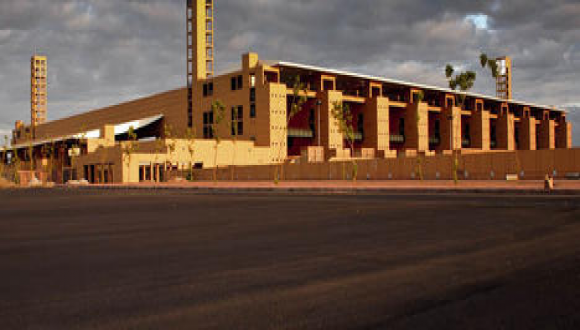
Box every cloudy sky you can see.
[1,0,579,144]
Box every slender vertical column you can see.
[319,90,344,153]
[403,101,429,151]
[519,117,536,150]
[538,111,555,150]
[496,104,515,151]
[556,115,572,149]
[441,106,462,151]
[470,100,490,151]
[362,96,390,153]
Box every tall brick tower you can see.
[187,0,214,127]
[496,56,512,100]
[31,55,47,132]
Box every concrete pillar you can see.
[362,96,390,152]
[496,105,515,151]
[441,106,462,151]
[319,90,344,153]
[538,118,555,150]
[101,125,115,147]
[519,116,537,150]
[470,103,490,151]
[403,102,429,151]
[556,117,572,149]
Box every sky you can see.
[0,0,579,144]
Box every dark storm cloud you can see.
[0,0,579,144]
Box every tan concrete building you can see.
[3,0,574,184]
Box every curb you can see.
[63,185,580,196]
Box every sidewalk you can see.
[85,180,580,195]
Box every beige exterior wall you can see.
[404,102,429,151]
[362,96,390,152]
[192,148,580,182]
[76,138,274,183]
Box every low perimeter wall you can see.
[192,149,580,181]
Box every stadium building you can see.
[4,0,574,184]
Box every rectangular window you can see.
[203,111,214,138]
[206,34,212,45]
[399,118,405,136]
[208,82,213,95]
[203,84,208,97]
[434,119,441,139]
[206,48,213,58]
[231,106,244,136]
[238,121,244,136]
[250,88,256,102]
[309,109,315,136]
[237,75,243,90]
[206,7,212,18]
[206,20,212,31]
[250,74,256,87]
[357,113,364,140]
[231,77,237,91]
[250,104,256,118]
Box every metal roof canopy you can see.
[10,114,164,150]
[274,61,564,113]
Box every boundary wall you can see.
[192,149,580,181]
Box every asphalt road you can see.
[0,189,579,330]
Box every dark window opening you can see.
[357,113,364,141]
[250,104,256,118]
[250,88,256,102]
[399,118,405,137]
[237,75,243,90]
[309,109,316,137]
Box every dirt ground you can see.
[0,189,579,329]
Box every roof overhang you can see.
[273,61,564,112]
[10,114,164,150]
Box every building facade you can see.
[3,0,573,184]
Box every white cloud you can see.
[465,14,490,30]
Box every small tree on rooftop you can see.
[480,54,500,80]
[211,100,226,182]
[331,101,358,181]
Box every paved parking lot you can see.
[0,189,579,329]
